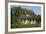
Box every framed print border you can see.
[5,0,45,34]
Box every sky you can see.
[11,5,41,15]
[21,6,41,15]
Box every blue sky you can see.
[21,6,41,15]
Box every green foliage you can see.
[36,15,41,24]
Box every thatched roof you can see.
[18,8,37,19]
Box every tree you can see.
[36,15,41,24]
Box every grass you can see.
[15,23,41,28]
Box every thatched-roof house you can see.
[17,9,37,24]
